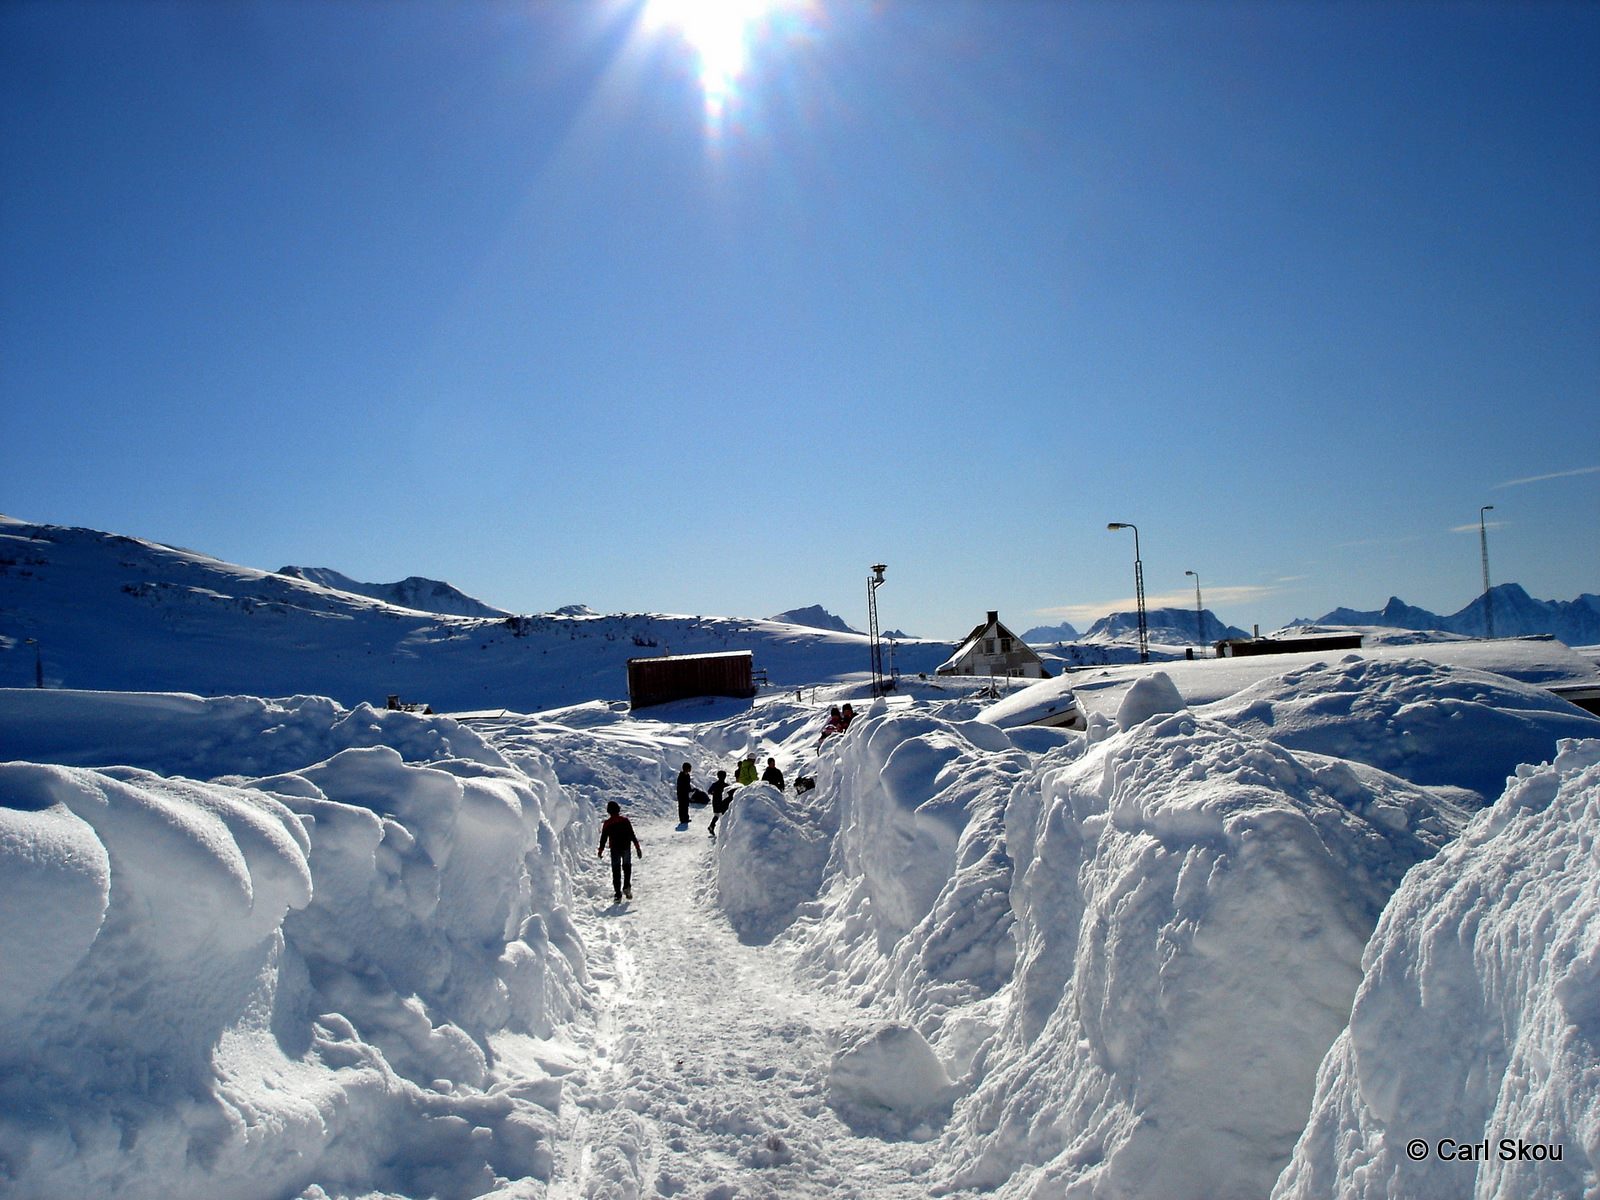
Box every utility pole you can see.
[1185,570,1204,654]
[1108,523,1148,664]
[867,564,888,695]
[1479,505,1495,639]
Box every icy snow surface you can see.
[2,644,1599,1197]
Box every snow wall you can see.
[1275,737,1600,1199]
[0,690,589,1200]
[715,660,1600,1198]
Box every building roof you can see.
[626,649,753,666]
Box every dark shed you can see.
[627,650,757,709]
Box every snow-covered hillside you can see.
[0,516,953,709]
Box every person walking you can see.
[676,762,693,826]
[707,769,731,838]
[597,800,642,904]
[761,756,785,791]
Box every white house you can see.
[937,611,1051,680]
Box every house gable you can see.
[937,610,1051,679]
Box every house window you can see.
[984,639,996,654]
[1000,637,1012,653]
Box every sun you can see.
[642,0,785,124]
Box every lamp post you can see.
[1185,570,1204,653]
[1107,523,1148,664]
[867,563,888,696]
[23,637,42,688]
[1479,505,1495,639]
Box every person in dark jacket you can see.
[707,769,731,838]
[597,800,643,903]
[761,756,785,791]
[676,762,693,826]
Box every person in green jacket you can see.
[735,754,758,786]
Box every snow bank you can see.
[936,708,1461,1199]
[0,692,587,1200]
[0,688,505,776]
[1274,738,1600,1199]
[714,781,833,943]
[787,709,1036,1037]
[1199,656,1600,804]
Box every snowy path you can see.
[547,813,958,1200]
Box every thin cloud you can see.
[1333,534,1427,550]
[1036,584,1283,625]
[1450,520,1508,534]
[1495,464,1600,489]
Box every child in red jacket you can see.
[597,801,643,903]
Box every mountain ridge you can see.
[1306,584,1600,647]
[276,565,511,618]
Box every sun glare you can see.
[644,0,784,125]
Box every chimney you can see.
[987,610,999,625]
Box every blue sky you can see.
[3,0,1596,640]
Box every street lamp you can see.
[868,564,888,696]
[1479,505,1495,639]
[1185,570,1204,653]
[23,637,42,688]
[1107,523,1148,664]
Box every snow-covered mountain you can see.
[1018,618,1082,644]
[1082,606,1251,645]
[276,565,510,618]
[0,516,953,710]
[1310,584,1600,645]
[768,604,860,635]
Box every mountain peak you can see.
[768,605,860,635]
[277,566,508,618]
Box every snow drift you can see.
[938,704,1461,1199]
[1274,737,1600,1199]
[1200,654,1600,805]
[0,692,587,1200]
[745,666,1527,1197]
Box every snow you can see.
[1010,634,1600,727]
[1275,738,1600,1199]
[4,514,1600,1198]
[1198,654,1600,804]
[0,693,585,1199]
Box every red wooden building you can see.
[626,650,757,709]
